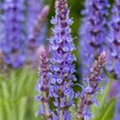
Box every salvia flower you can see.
[35,46,51,120]
[27,0,49,60]
[27,0,43,39]
[27,5,49,53]
[80,0,109,77]
[0,1,4,50]
[77,52,106,120]
[1,0,26,68]
[105,0,120,79]
[49,0,76,119]
[30,5,49,41]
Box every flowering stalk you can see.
[49,0,76,119]
[80,0,109,77]
[105,0,120,79]
[32,6,49,40]
[27,5,49,50]
[0,0,3,49]
[2,0,26,68]
[35,46,51,120]
[77,52,106,120]
[27,0,49,63]
[27,0,43,39]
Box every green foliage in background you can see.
[0,68,45,120]
[91,77,116,120]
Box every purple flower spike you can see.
[0,0,4,50]
[35,46,52,119]
[80,0,109,77]
[49,0,76,119]
[27,0,49,63]
[1,0,26,68]
[27,0,43,40]
[105,0,120,79]
[77,52,106,120]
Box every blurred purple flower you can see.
[109,80,119,98]
[27,0,44,42]
[79,0,109,77]
[105,0,120,79]
[0,0,4,49]
[27,0,49,63]
[1,0,26,68]
[77,52,106,120]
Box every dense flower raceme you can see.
[80,0,109,77]
[35,46,52,120]
[0,0,49,68]
[35,0,107,120]
[27,0,43,40]
[49,0,76,119]
[1,0,26,68]
[27,0,49,63]
[35,49,106,120]
[77,52,106,120]
[105,0,120,79]
[28,5,49,45]
[0,0,3,58]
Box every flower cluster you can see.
[35,0,107,120]
[35,46,51,119]
[80,0,109,77]
[77,52,106,120]
[27,0,43,40]
[105,0,120,79]
[26,0,49,64]
[1,0,26,68]
[27,3,50,63]
[0,0,49,68]
[49,0,76,119]
[0,0,4,50]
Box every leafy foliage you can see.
[0,68,44,120]
[91,77,116,120]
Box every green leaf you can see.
[1,82,9,100]
[18,97,27,120]
[10,71,17,100]
[16,69,28,98]
[101,98,116,120]
[99,78,113,108]
[3,99,12,120]
[94,98,116,120]
[90,75,117,120]
[70,106,78,120]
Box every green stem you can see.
[60,110,63,120]
[43,93,51,119]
